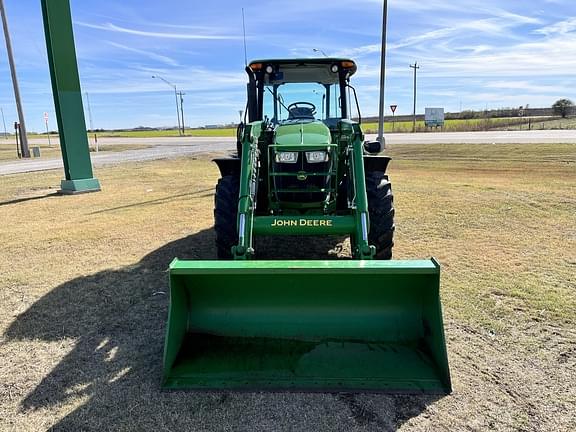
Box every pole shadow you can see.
[5,229,443,431]
[0,192,59,207]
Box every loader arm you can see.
[232,121,264,259]
[232,119,375,260]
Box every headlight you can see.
[305,151,329,163]
[275,151,298,163]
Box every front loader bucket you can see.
[163,259,451,393]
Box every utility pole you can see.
[1,0,30,157]
[1,107,7,139]
[410,62,420,133]
[85,92,94,132]
[43,112,51,147]
[377,0,388,148]
[312,48,328,57]
[14,121,20,158]
[152,75,182,135]
[177,91,185,135]
[85,92,97,151]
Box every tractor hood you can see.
[275,121,331,147]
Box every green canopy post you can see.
[41,0,100,194]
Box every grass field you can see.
[362,117,548,133]
[0,144,575,431]
[497,116,576,131]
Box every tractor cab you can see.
[242,59,361,211]
[245,58,359,129]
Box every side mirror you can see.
[363,140,383,154]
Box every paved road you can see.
[2,130,574,176]
[375,129,576,144]
[0,138,236,176]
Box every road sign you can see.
[44,112,49,122]
[425,108,445,128]
[390,105,397,114]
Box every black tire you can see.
[365,171,395,260]
[214,175,240,259]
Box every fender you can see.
[363,155,391,173]
[213,158,241,177]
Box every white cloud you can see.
[535,17,576,36]
[106,42,179,66]
[76,22,242,40]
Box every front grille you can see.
[271,153,332,204]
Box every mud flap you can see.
[163,259,451,393]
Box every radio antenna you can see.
[242,8,248,66]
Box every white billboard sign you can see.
[425,108,445,127]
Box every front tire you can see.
[365,171,395,259]
[214,175,240,259]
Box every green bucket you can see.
[163,259,451,393]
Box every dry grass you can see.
[498,117,576,131]
[0,143,152,162]
[0,144,575,431]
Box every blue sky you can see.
[0,0,575,131]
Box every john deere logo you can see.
[271,219,334,227]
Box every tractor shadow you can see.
[5,229,443,431]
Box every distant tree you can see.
[552,99,574,118]
[460,110,479,119]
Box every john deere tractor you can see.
[163,59,451,393]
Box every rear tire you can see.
[214,175,240,259]
[365,171,395,260]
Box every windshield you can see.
[263,82,343,125]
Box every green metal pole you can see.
[41,0,100,194]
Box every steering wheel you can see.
[287,102,317,119]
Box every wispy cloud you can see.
[106,41,179,66]
[535,17,576,36]
[76,22,242,40]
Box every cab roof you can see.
[248,58,357,85]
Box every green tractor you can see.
[163,59,451,393]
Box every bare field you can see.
[0,144,575,431]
